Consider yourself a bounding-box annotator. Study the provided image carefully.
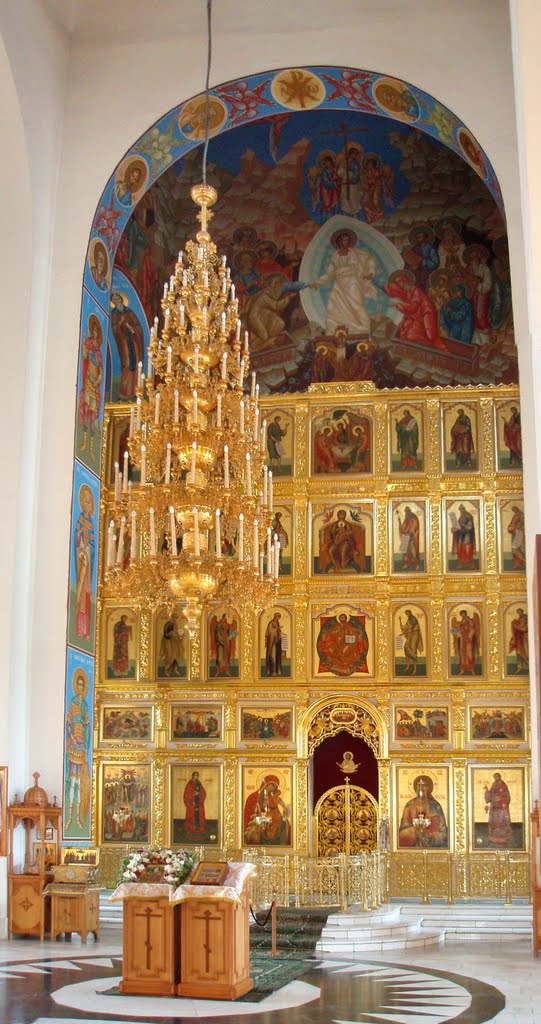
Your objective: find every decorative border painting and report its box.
[170,763,222,847]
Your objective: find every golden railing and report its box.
[96,845,531,908]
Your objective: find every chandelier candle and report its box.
[103,183,279,631]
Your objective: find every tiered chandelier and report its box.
[104,184,279,632]
[103,3,279,632]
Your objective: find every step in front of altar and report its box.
[316,907,445,952]
[399,902,532,941]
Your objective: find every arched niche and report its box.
[63,65,506,841]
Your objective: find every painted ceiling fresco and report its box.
[110,107,513,395]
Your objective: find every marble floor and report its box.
[0,924,538,1024]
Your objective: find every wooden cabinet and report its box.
[45,884,101,942]
[177,889,252,1000]
[7,776,62,940]
[120,895,180,995]
[8,875,50,940]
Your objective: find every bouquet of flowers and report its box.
[118,847,197,887]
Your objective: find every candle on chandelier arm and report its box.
[154,316,159,334]
[251,371,256,398]
[240,399,245,434]
[194,345,200,374]
[220,311,226,332]
[174,389,179,423]
[238,513,244,561]
[224,445,230,488]
[259,551,264,578]
[266,527,272,575]
[253,518,259,563]
[141,444,146,485]
[165,307,170,330]
[192,389,198,425]
[243,331,249,355]
[179,303,185,327]
[166,345,172,373]
[231,283,236,302]
[202,306,207,328]
[114,461,120,501]
[261,418,267,453]
[182,269,188,287]
[222,254,227,267]
[222,276,227,295]
[130,511,137,560]
[149,506,156,555]
[169,274,174,291]
[274,539,280,578]
[122,451,129,493]
[178,249,183,264]
[221,352,227,380]
[154,392,160,425]
[254,405,260,437]
[136,397,142,431]
[147,349,153,378]
[107,521,115,568]
[129,406,134,436]
[137,361,142,388]
[190,441,197,484]
[239,358,245,384]
[269,470,273,511]
[263,464,268,505]
[216,392,222,427]
[245,452,252,495]
[165,442,172,483]
[169,506,177,556]
[116,517,126,564]
[203,270,209,288]
[163,282,168,299]
[235,318,241,341]
[215,508,221,555]
[193,506,200,555]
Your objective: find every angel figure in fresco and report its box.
[318,508,366,574]
[503,406,522,468]
[360,152,394,222]
[110,290,145,401]
[210,612,238,677]
[308,151,342,221]
[451,608,481,676]
[316,612,369,676]
[74,485,95,641]
[509,608,528,675]
[78,315,103,462]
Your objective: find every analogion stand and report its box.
[177,885,252,999]
[111,885,180,996]
[7,773,62,940]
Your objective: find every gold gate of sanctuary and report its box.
[314,782,378,857]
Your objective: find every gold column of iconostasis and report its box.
[93,382,529,886]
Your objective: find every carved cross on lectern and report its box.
[195,908,221,974]
[136,905,157,970]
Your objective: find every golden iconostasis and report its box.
[92,382,529,883]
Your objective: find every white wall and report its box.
[0,0,536,811]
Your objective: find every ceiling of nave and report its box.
[40,0,496,46]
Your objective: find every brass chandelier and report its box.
[103,3,279,632]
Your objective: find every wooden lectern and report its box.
[177,886,252,999]
[117,887,180,996]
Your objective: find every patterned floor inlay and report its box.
[0,951,506,1024]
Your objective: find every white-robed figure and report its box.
[313,227,377,334]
